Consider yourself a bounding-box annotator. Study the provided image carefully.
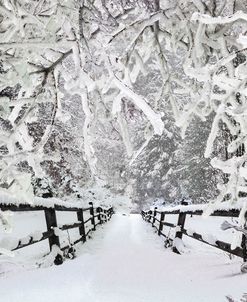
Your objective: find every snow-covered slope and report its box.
[0,214,246,302]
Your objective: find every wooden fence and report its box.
[0,201,114,265]
[141,202,247,261]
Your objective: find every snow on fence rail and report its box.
[0,201,114,265]
[141,202,247,261]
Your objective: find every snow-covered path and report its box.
[0,214,246,302]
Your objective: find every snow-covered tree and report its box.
[1,0,247,223]
[175,115,221,204]
[157,1,247,215]
[0,0,83,199]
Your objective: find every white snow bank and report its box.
[0,191,87,209]
[0,215,246,302]
[153,200,245,214]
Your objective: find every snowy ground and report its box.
[0,214,247,302]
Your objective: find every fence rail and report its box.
[141,202,247,261]
[0,201,114,265]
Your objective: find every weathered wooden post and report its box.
[152,207,157,227]
[89,202,96,231]
[97,207,103,224]
[241,211,247,262]
[77,208,86,243]
[158,212,165,236]
[109,207,114,218]
[144,211,147,220]
[108,208,113,219]
[102,209,106,223]
[173,201,188,254]
[44,208,63,265]
[148,210,152,223]
[241,234,247,262]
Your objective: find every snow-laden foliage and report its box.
[155,1,247,222]
[0,0,92,199]
[0,0,170,201]
[1,0,247,226]
[174,116,221,204]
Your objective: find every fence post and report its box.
[108,208,112,220]
[97,207,103,224]
[144,211,147,220]
[77,209,86,242]
[152,207,157,226]
[89,202,96,231]
[109,207,113,218]
[148,210,152,223]
[241,211,247,262]
[145,211,149,221]
[173,201,188,254]
[44,208,63,265]
[102,209,106,223]
[158,212,165,236]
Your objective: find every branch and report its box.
[111,72,164,135]
[221,220,247,236]
[192,10,247,24]
[0,41,73,49]
[30,49,72,86]
[108,11,164,44]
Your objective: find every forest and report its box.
[0,0,247,301]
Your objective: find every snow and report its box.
[0,191,89,209]
[187,228,195,236]
[111,73,164,135]
[0,237,19,250]
[153,200,245,214]
[201,233,217,245]
[20,236,30,246]
[191,11,247,24]
[237,34,247,47]
[30,231,43,242]
[0,214,247,301]
[173,237,185,253]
